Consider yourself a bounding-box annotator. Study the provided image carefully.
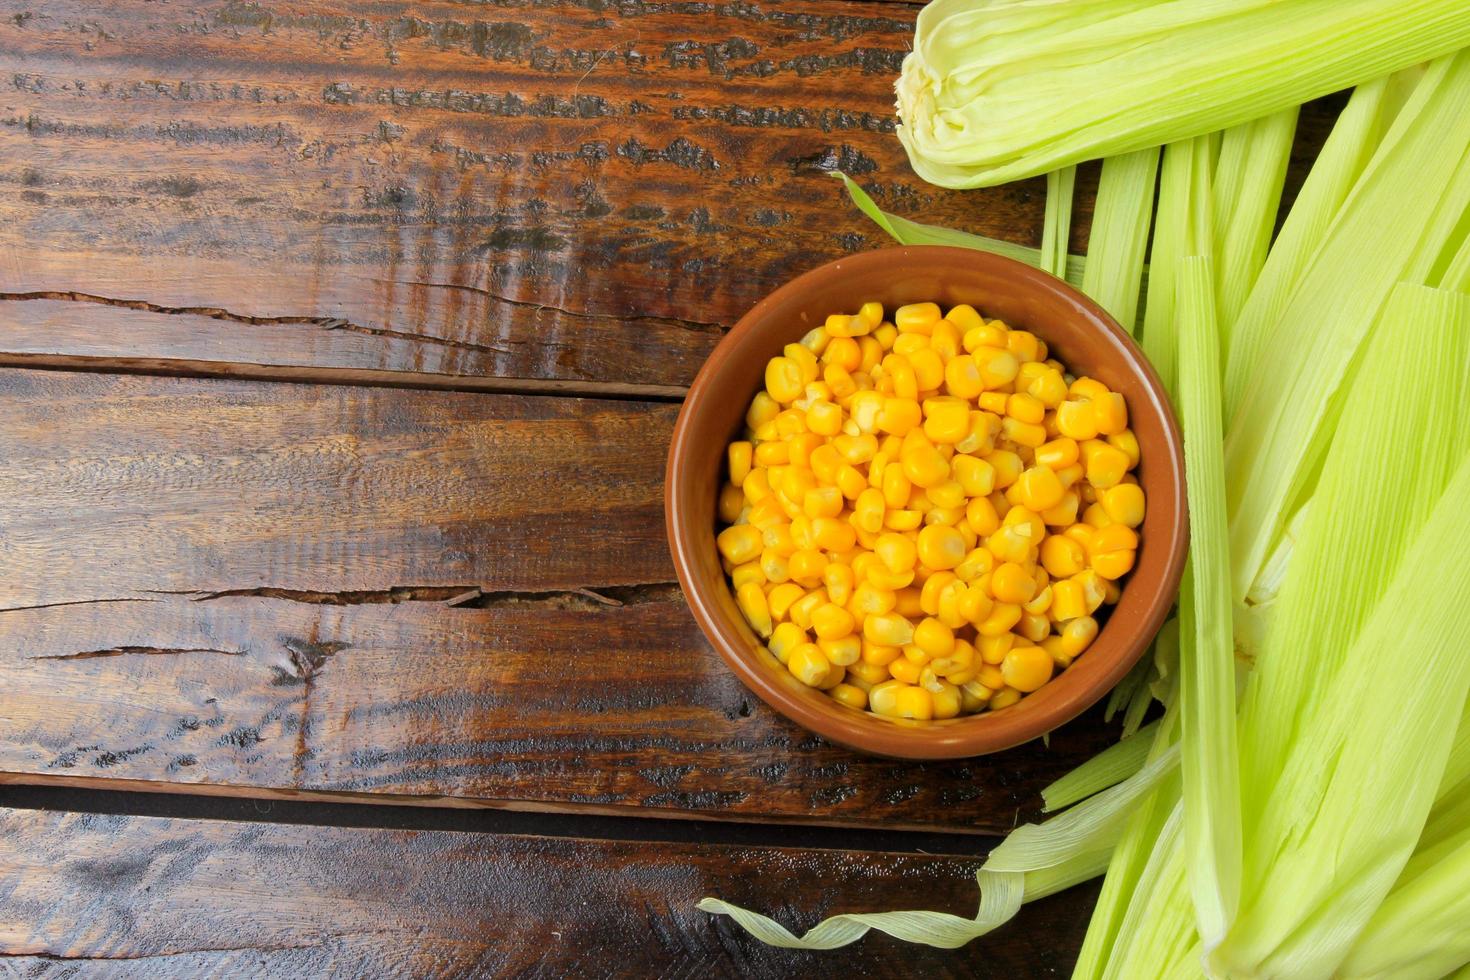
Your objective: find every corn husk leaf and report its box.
[896,0,1470,188]
[1042,720,1158,813]
[1041,165,1078,279]
[1083,147,1160,334]
[832,171,1085,285]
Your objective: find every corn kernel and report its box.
[811,602,855,640]
[965,496,1001,537]
[946,304,983,332]
[1056,399,1100,440]
[717,525,762,564]
[988,450,1024,489]
[1108,429,1141,467]
[888,656,922,684]
[893,685,933,720]
[1007,392,1046,424]
[1026,368,1068,407]
[736,582,773,637]
[768,621,806,663]
[758,551,789,584]
[829,682,868,710]
[819,634,862,667]
[1083,441,1131,489]
[1090,524,1140,555]
[1018,613,1050,643]
[883,509,923,532]
[930,682,962,719]
[944,355,985,400]
[923,397,972,444]
[978,391,1010,415]
[861,638,901,666]
[823,563,855,607]
[802,486,842,520]
[732,561,765,590]
[1100,483,1146,527]
[1041,491,1080,527]
[930,319,961,361]
[977,602,1023,636]
[1060,616,1099,657]
[913,617,955,658]
[895,302,941,333]
[1002,416,1048,448]
[788,588,828,630]
[1002,645,1053,692]
[916,524,966,570]
[990,562,1036,604]
[973,346,1020,388]
[901,442,951,488]
[1013,465,1066,511]
[768,582,805,621]
[1092,549,1136,580]
[908,348,945,392]
[788,643,831,686]
[894,586,926,619]
[864,613,915,646]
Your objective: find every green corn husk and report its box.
[1042,721,1158,812]
[1224,70,1418,417]
[1224,50,1470,605]
[1336,832,1470,980]
[1139,136,1213,399]
[832,172,1086,285]
[896,0,1470,189]
[1083,148,1161,334]
[1041,166,1078,279]
[1174,255,1240,950]
[1210,107,1298,351]
[1209,452,1470,978]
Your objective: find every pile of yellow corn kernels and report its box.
[717,301,1145,721]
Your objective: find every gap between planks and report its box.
[0,782,997,858]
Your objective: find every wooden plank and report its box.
[0,0,1058,389]
[0,806,1100,975]
[0,368,1117,831]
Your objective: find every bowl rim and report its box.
[666,245,1187,759]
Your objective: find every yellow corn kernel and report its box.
[852,488,886,535]
[1023,584,1053,616]
[893,684,933,720]
[1040,634,1071,669]
[732,561,765,590]
[883,509,923,532]
[854,301,883,330]
[1012,465,1066,512]
[930,319,961,361]
[1034,437,1079,470]
[788,548,827,587]
[944,354,985,400]
[888,656,923,684]
[932,638,976,676]
[763,523,796,557]
[877,397,922,436]
[829,682,868,710]
[819,633,862,666]
[1001,416,1047,449]
[717,524,762,564]
[877,462,910,508]
[783,343,819,385]
[768,582,805,621]
[764,356,806,404]
[1092,549,1136,580]
[825,313,863,339]
[1007,392,1046,425]
[985,524,1035,565]
[872,532,916,573]
[1069,377,1109,401]
[913,617,956,658]
[989,687,1022,710]
[831,433,877,465]
[1025,368,1068,408]
[718,483,745,524]
[1041,535,1087,579]
[1056,399,1100,440]
[902,641,931,666]
[990,561,1036,604]
[824,334,862,369]
[811,602,855,641]
[823,564,855,607]
[863,333,889,366]
[977,663,1007,690]
[804,400,842,437]
[954,546,995,583]
[1004,329,1040,363]
[882,355,919,401]
[802,486,842,520]
[977,632,1014,666]
[1089,524,1140,556]
[923,398,971,444]
[893,331,928,357]
[768,621,806,663]
[860,638,901,666]
[726,440,754,485]
[788,642,831,686]
[901,442,951,489]
[1059,616,1100,657]
[1050,579,1087,622]
[1017,612,1050,643]
[849,390,885,433]
[832,465,864,501]
[863,613,915,647]
[977,602,1023,636]
[951,455,995,498]
[1083,441,1131,489]
[987,450,1024,489]
[965,497,1001,537]
[1091,391,1128,435]
[753,441,789,468]
[946,304,983,332]
[812,518,856,553]
[930,682,962,719]
[916,524,966,570]
[758,551,789,585]
[1100,483,1146,528]
[1082,502,1114,529]
[1063,523,1095,551]
[919,571,958,616]
[978,391,1010,415]
[893,586,925,619]
[788,588,829,630]
[926,480,966,511]
[1041,491,1080,527]
[909,348,945,392]
[1054,462,1085,490]
[1002,645,1053,692]
[1075,570,1108,613]
[867,679,905,716]
[973,346,1020,388]
[961,681,994,711]
[736,582,773,637]
[747,393,781,433]
[895,302,941,333]
[1108,429,1141,468]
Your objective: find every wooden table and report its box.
[0,1,1335,974]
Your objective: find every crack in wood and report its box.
[0,597,159,614]
[140,583,683,609]
[377,279,727,334]
[28,647,243,662]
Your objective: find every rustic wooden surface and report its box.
[0,368,1117,831]
[0,806,1099,976]
[0,0,1349,972]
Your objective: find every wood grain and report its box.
[0,368,1118,831]
[0,0,1064,390]
[0,806,1100,976]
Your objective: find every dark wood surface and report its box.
[0,0,1347,972]
[0,806,1099,976]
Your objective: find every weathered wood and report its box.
[0,0,1063,390]
[0,368,1118,831]
[0,806,1100,976]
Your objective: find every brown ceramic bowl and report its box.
[666,246,1186,758]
